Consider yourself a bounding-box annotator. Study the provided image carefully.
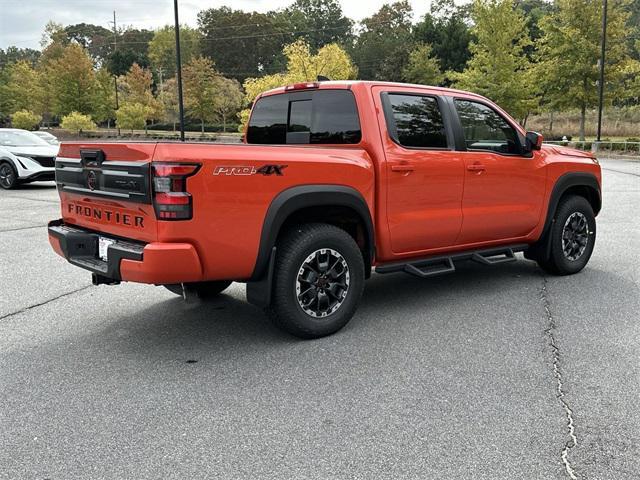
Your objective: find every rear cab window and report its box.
[246,89,361,145]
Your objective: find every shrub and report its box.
[61,112,97,135]
[11,110,42,130]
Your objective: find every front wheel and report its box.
[537,195,596,275]
[268,223,365,339]
[0,162,19,190]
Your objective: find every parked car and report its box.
[48,81,601,338]
[33,130,60,145]
[0,129,58,189]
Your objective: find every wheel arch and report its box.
[527,172,600,262]
[250,185,375,281]
[544,172,601,233]
[246,185,374,308]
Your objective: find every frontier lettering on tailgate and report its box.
[67,203,145,228]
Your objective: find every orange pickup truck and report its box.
[49,81,601,338]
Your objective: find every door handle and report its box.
[466,163,486,172]
[391,165,415,172]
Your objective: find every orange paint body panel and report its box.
[48,81,601,286]
[120,243,202,284]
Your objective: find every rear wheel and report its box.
[0,162,18,190]
[164,280,232,299]
[536,195,596,275]
[268,223,365,339]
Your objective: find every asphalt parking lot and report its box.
[1,157,638,479]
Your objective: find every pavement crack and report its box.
[7,195,60,204]
[601,167,640,178]
[540,275,579,479]
[0,285,92,321]
[0,224,47,233]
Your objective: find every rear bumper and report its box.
[48,219,203,284]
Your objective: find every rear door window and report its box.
[247,90,361,144]
[384,94,448,148]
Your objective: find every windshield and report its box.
[0,130,50,147]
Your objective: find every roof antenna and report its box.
[317,75,330,82]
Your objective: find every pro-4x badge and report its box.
[213,165,288,176]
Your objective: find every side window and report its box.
[287,100,312,144]
[246,90,361,144]
[246,94,288,144]
[454,100,521,155]
[386,94,448,148]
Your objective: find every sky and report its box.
[0,0,439,50]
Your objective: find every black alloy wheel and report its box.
[0,163,18,189]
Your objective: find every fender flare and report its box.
[527,172,601,261]
[542,172,601,237]
[246,185,375,307]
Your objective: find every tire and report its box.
[268,223,365,339]
[537,195,596,275]
[0,162,19,190]
[164,280,232,299]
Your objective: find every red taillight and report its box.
[285,82,319,91]
[152,162,200,221]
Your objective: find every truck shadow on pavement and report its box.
[86,256,628,365]
[87,258,552,356]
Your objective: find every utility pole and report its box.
[174,0,186,141]
[596,0,608,143]
[110,10,120,136]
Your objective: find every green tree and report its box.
[0,47,41,67]
[402,43,445,85]
[47,43,97,117]
[106,27,153,76]
[0,60,45,115]
[39,21,68,66]
[92,68,116,126]
[352,1,415,81]
[119,63,163,130]
[280,0,353,50]
[61,111,97,134]
[11,110,42,130]
[116,103,151,135]
[240,40,357,129]
[198,7,288,81]
[182,56,218,133]
[413,0,473,74]
[158,77,179,131]
[64,23,113,66]
[284,40,357,81]
[626,0,640,60]
[148,25,200,78]
[516,0,556,55]
[537,0,631,139]
[450,0,536,122]
[211,76,244,132]
[107,50,150,76]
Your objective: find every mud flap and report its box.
[246,247,276,308]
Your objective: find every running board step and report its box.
[376,244,527,279]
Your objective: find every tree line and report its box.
[0,0,639,140]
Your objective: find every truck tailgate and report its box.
[55,143,158,243]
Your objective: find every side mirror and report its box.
[526,131,543,151]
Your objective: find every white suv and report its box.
[0,129,59,189]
